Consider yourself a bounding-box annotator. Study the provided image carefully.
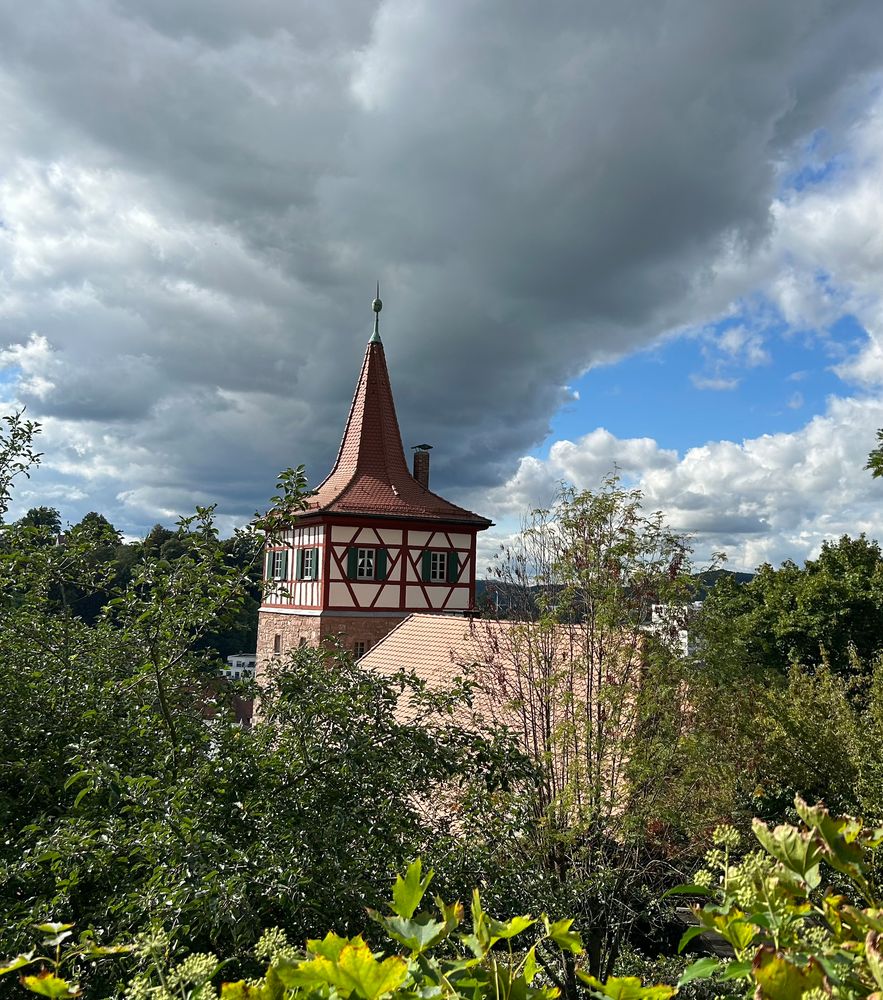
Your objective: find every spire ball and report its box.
[369,282,383,343]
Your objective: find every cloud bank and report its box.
[1,0,882,568]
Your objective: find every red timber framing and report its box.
[261,514,479,614]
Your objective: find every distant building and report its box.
[256,292,493,672]
[223,653,257,681]
[646,602,703,657]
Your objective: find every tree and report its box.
[695,534,883,679]
[866,428,883,477]
[0,424,527,995]
[464,477,699,983]
[17,506,62,534]
[666,534,883,838]
[758,657,883,819]
[74,511,122,545]
[0,410,41,521]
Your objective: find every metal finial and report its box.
[370,281,382,343]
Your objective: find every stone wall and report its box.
[255,610,407,693]
[318,614,405,653]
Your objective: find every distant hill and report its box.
[475,568,754,615]
[692,568,754,599]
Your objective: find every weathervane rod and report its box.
[370,281,382,343]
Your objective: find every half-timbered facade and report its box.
[257,294,492,663]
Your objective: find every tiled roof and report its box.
[359,613,639,734]
[305,339,491,525]
[357,613,553,724]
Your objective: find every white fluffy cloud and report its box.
[479,393,883,571]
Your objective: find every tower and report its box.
[256,291,493,663]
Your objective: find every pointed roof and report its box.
[305,305,491,527]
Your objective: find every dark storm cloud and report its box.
[1,0,882,532]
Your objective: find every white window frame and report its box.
[429,550,447,582]
[354,641,366,658]
[302,547,315,579]
[270,550,287,580]
[356,547,375,580]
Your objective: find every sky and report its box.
[3,1,883,572]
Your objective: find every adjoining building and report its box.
[256,292,493,672]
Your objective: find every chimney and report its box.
[412,444,432,488]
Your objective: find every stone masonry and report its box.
[256,610,407,673]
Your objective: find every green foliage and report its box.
[866,430,883,479]
[255,466,313,539]
[0,626,525,987]
[17,508,62,534]
[674,799,883,1000]
[696,536,883,679]
[0,424,531,996]
[756,659,883,819]
[0,420,528,999]
[123,862,653,1000]
[0,922,130,999]
[666,538,883,841]
[0,411,41,520]
[478,476,701,979]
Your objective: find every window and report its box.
[296,546,321,580]
[429,551,447,582]
[354,641,366,658]
[357,548,374,579]
[346,546,387,580]
[422,549,458,583]
[266,549,288,580]
[273,634,282,654]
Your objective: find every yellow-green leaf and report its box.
[867,931,883,991]
[221,981,263,1000]
[33,924,73,936]
[752,946,825,1000]
[0,954,35,976]
[545,917,583,954]
[752,820,824,888]
[677,958,720,986]
[577,973,676,1000]
[523,946,537,984]
[488,914,535,941]
[336,942,409,1000]
[306,932,352,961]
[391,860,433,919]
[21,973,79,999]
[277,941,408,1000]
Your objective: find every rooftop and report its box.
[302,299,491,526]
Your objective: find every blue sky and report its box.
[543,311,863,456]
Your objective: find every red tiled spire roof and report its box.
[306,315,491,526]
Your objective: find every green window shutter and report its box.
[264,551,271,580]
[347,547,358,580]
[295,549,304,580]
[280,551,288,580]
[376,548,388,581]
[447,550,459,583]
[421,550,432,582]
[313,547,321,580]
